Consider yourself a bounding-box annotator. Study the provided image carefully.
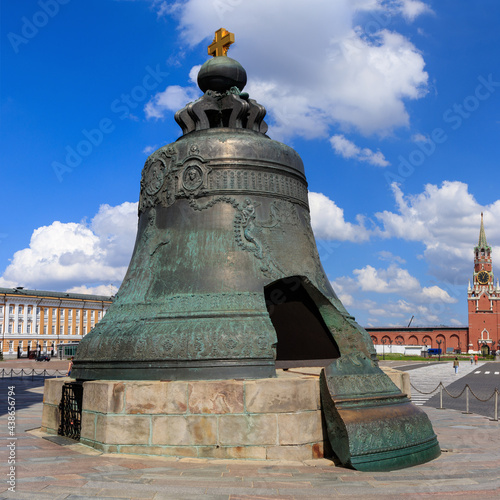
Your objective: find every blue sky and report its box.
[1,0,499,327]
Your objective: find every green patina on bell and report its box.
[72,31,440,471]
[72,53,355,380]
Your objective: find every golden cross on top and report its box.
[208,28,235,57]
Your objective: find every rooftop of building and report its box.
[365,325,468,332]
[0,287,114,303]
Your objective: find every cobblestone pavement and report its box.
[0,370,499,499]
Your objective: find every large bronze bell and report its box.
[72,56,373,381]
[72,51,440,471]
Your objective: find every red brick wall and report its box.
[366,327,469,353]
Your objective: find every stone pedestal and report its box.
[42,367,409,461]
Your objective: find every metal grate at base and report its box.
[58,382,83,440]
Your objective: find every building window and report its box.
[35,322,39,333]
[76,310,80,320]
[51,325,55,335]
[68,325,72,335]
[18,322,23,334]
[68,309,72,319]
[83,326,87,336]
[0,305,3,315]
[9,305,14,314]
[98,311,102,320]
[481,329,490,340]
[52,309,56,318]
[8,322,13,333]
[36,307,40,316]
[27,306,32,315]
[18,305,23,315]
[8,341,13,352]
[27,321,31,333]
[75,325,79,335]
[43,324,47,334]
[60,325,64,335]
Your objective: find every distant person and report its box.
[453,357,459,374]
[67,357,74,377]
[474,354,478,365]
[470,355,474,364]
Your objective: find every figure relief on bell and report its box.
[176,154,211,198]
[182,165,204,191]
[139,147,177,211]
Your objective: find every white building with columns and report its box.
[0,287,113,357]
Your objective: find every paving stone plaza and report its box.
[0,359,499,499]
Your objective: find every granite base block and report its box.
[42,372,324,460]
[41,367,406,461]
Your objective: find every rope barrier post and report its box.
[463,385,472,414]
[438,384,444,409]
[492,389,498,422]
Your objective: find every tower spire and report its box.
[477,212,489,249]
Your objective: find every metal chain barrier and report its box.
[410,382,442,395]
[467,385,497,403]
[410,380,499,422]
[0,368,67,378]
[441,384,468,399]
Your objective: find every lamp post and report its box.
[436,339,442,362]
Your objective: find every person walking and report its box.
[474,354,478,365]
[470,355,474,364]
[67,356,74,377]
[453,357,459,374]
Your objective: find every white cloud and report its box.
[1,202,138,291]
[143,145,157,154]
[378,250,406,264]
[145,85,200,119]
[66,284,119,296]
[330,279,356,307]
[309,192,371,242]
[411,133,429,142]
[311,180,497,288]
[0,277,17,288]
[188,64,202,84]
[148,0,430,139]
[330,134,389,166]
[333,263,456,326]
[395,0,433,21]
[352,263,456,304]
[375,181,499,282]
